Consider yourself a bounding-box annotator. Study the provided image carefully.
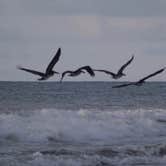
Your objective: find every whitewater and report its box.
[0,82,166,165]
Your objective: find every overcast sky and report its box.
[0,0,166,81]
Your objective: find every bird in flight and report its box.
[112,67,166,88]
[17,48,61,80]
[60,66,95,82]
[94,55,134,79]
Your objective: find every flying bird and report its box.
[17,48,61,80]
[112,67,166,88]
[60,66,95,82]
[94,55,134,79]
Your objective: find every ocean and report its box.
[0,81,166,166]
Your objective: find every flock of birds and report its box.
[17,47,165,88]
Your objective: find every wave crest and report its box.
[0,108,166,144]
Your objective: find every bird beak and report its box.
[54,71,60,74]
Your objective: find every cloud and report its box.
[1,0,166,17]
[0,0,166,81]
[1,15,166,45]
[0,15,102,45]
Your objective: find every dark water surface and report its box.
[0,81,166,165]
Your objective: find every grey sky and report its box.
[0,0,166,81]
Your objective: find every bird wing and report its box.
[112,82,134,88]
[138,67,166,82]
[79,66,95,76]
[46,48,61,73]
[93,69,115,76]
[60,71,72,82]
[117,55,134,74]
[17,66,45,77]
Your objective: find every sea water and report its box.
[0,81,166,166]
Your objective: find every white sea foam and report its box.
[0,108,166,144]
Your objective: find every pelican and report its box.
[112,67,166,88]
[94,55,134,79]
[60,66,95,82]
[17,48,61,80]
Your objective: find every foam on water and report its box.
[0,108,166,145]
[0,82,166,165]
[1,108,166,165]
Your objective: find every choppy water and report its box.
[0,81,166,166]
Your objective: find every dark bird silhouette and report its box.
[60,66,95,82]
[94,55,134,79]
[17,48,61,80]
[112,67,166,88]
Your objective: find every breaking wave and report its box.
[0,108,166,144]
[1,108,166,165]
